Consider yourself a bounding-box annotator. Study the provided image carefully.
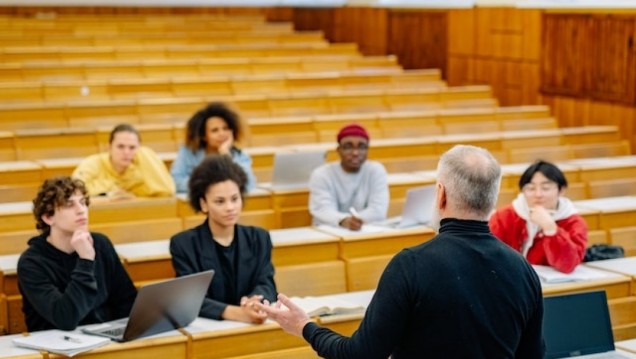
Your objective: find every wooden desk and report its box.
[34,157,82,179]
[318,226,435,291]
[574,196,636,230]
[0,161,42,203]
[616,339,636,356]
[178,189,276,230]
[0,197,178,233]
[115,227,346,296]
[183,290,373,359]
[47,329,188,359]
[0,333,43,359]
[115,240,174,284]
[540,265,631,299]
[0,254,22,334]
[268,187,312,229]
[0,202,33,233]
[271,227,344,296]
[185,318,310,359]
[586,257,636,295]
[567,156,636,183]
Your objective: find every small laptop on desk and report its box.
[376,185,436,229]
[82,270,214,342]
[270,150,327,190]
[543,290,629,358]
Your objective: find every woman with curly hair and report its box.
[171,102,256,193]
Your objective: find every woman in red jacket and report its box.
[489,160,587,273]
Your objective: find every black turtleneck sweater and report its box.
[303,218,545,359]
[17,232,137,332]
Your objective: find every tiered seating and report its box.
[0,69,442,102]
[0,55,400,82]
[1,12,635,346]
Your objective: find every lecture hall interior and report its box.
[2,0,636,357]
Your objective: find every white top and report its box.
[309,161,389,227]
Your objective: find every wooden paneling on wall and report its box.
[447,8,542,106]
[388,10,447,74]
[542,94,636,151]
[292,7,388,55]
[291,7,446,70]
[541,14,592,98]
[542,14,636,105]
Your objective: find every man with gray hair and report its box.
[258,145,544,359]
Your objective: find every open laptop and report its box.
[82,270,214,342]
[543,290,629,358]
[376,185,436,229]
[270,150,327,190]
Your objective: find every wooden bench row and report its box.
[0,42,359,63]
[0,127,629,208]
[0,152,635,240]
[0,120,620,179]
[0,17,293,36]
[0,31,326,47]
[0,69,442,103]
[0,85,496,131]
[3,224,636,337]
[0,55,400,82]
[0,225,432,334]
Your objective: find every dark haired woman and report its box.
[489,160,587,273]
[169,155,276,324]
[170,102,256,193]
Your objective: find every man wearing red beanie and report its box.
[308,123,389,230]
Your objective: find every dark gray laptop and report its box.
[82,270,214,342]
[271,150,327,190]
[543,290,628,358]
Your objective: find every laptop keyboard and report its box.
[102,326,126,337]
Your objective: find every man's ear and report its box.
[41,214,54,226]
[436,182,447,211]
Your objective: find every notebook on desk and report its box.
[82,270,214,342]
[375,185,436,229]
[270,150,327,190]
[543,290,629,358]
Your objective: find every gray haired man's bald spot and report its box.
[437,145,502,219]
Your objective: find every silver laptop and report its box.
[543,290,629,358]
[271,150,327,190]
[377,185,436,228]
[82,270,214,342]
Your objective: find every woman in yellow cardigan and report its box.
[72,124,175,198]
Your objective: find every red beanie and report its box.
[337,124,369,143]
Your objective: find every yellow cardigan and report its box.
[72,146,175,197]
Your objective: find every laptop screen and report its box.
[400,185,435,227]
[543,291,616,358]
[271,150,326,189]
